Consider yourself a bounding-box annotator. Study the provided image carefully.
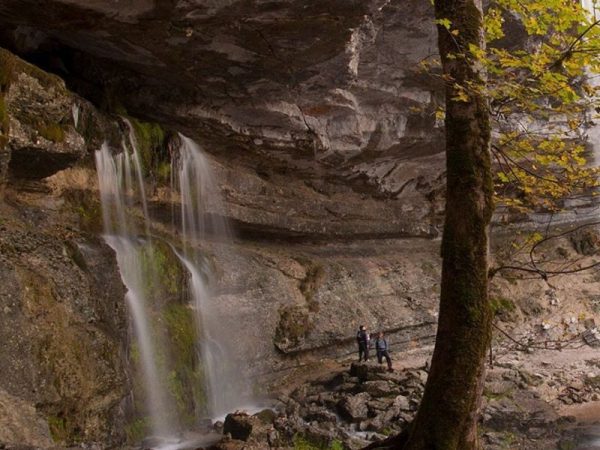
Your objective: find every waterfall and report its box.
[95,142,175,438]
[173,134,248,418]
[96,128,252,440]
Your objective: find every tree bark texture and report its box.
[400,0,494,449]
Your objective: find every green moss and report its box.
[64,190,104,233]
[38,123,66,143]
[292,434,343,450]
[0,49,16,92]
[0,96,8,149]
[421,260,438,276]
[490,296,516,317]
[164,302,206,422]
[0,48,65,93]
[129,117,167,175]
[139,241,185,302]
[130,342,140,364]
[47,415,68,443]
[157,161,172,184]
[125,416,150,444]
[381,427,394,436]
[0,50,14,150]
[558,441,576,450]
[483,386,513,401]
[165,303,196,364]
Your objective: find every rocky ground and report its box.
[202,339,600,450]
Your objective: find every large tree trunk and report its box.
[401,0,494,448]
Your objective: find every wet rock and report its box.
[223,413,259,441]
[304,406,338,424]
[253,408,276,424]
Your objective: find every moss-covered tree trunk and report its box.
[403,0,493,448]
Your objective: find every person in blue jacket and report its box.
[375,331,393,372]
[356,325,370,361]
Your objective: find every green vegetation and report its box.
[124,416,150,444]
[0,49,15,91]
[420,260,438,276]
[558,441,577,450]
[292,434,343,450]
[0,96,8,149]
[47,415,68,443]
[0,50,15,150]
[128,116,168,179]
[490,296,516,317]
[64,190,103,233]
[157,161,172,184]
[164,303,196,363]
[38,123,66,143]
[164,302,206,423]
[139,242,184,302]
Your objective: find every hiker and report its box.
[356,325,370,362]
[375,332,393,372]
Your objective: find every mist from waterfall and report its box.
[172,134,248,418]
[95,141,175,437]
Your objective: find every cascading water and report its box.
[173,134,249,418]
[96,127,254,445]
[96,142,176,438]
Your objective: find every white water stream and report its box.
[173,134,248,418]
[96,131,253,443]
[96,143,175,437]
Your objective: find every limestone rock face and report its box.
[0,50,129,448]
[0,199,128,446]
[0,0,446,237]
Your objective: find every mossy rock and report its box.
[47,415,70,443]
[164,301,208,421]
[0,49,16,92]
[139,240,186,304]
[124,416,150,444]
[127,116,169,179]
[37,123,66,143]
[63,189,104,233]
[0,47,65,93]
[0,95,8,150]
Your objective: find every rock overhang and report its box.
[0,0,447,236]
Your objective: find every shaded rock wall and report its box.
[0,50,129,447]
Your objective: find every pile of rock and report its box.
[213,362,427,449]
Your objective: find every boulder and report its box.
[393,395,411,411]
[362,380,400,397]
[223,413,258,441]
[337,392,371,422]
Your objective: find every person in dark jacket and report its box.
[375,332,393,371]
[356,325,370,362]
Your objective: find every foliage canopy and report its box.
[429,0,600,212]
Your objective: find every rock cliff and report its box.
[0,46,442,448]
[0,2,598,449]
